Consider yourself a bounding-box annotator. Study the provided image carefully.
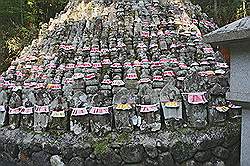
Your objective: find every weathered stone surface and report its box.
[73,144,93,159]
[85,157,98,166]
[171,142,196,163]
[120,144,144,164]
[212,146,229,160]
[159,152,175,166]
[5,142,19,159]
[50,155,65,166]
[225,144,240,166]
[144,145,158,159]
[31,151,51,166]
[181,160,200,166]
[144,158,159,166]
[194,151,211,162]
[44,143,61,155]
[68,157,85,166]
[0,152,16,165]
[101,149,122,166]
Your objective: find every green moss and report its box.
[93,139,109,155]
[116,132,130,143]
[92,133,113,154]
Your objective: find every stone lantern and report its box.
[204,16,250,166]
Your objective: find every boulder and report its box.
[212,146,229,160]
[120,144,144,164]
[68,157,85,166]
[101,149,122,166]
[50,155,65,166]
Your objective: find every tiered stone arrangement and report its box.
[0,0,242,135]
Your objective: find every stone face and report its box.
[120,144,144,164]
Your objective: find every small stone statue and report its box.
[8,89,23,129]
[160,78,183,127]
[137,79,161,132]
[48,90,69,131]
[20,88,36,130]
[183,72,208,129]
[0,86,8,127]
[70,90,90,135]
[89,92,112,136]
[208,83,228,124]
[113,87,135,131]
[34,88,52,132]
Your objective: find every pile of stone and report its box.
[0,0,241,135]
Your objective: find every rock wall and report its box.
[0,120,240,166]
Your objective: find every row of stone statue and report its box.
[0,74,241,135]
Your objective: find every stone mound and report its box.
[0,0,241,134]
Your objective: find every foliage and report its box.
[0,0,68,72]
[191,0,242,26]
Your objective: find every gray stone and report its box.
[202,162,213,166]
[101,150,122,166]
[159,152,175,166]
[120,144,144,164]
[144,145,158,159]
[156,141,169,153]
[44,143,61,155]
[5,142,19,159]
[50,155,65,166]
[181,160,200,166]
[171,142,196,163]
[85,157,98,166]
[31,151,51,166]
[73,144,93,159]
[68,157,85,166]
[123,163,144,166]
[194,151,211,162]
[212,146,229,160]
[144,158,158,166]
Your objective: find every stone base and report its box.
[0,120,240,166]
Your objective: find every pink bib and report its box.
[71,108,88,116]
[89,107,110,115]
[187,92,208,104]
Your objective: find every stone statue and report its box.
[0,86,8,127]
[70,90,90,135]
[113,87,135,131]
[8,89,23,129]
[48,90,69,131]
[137,78,161,132]
[20,88,36,130]
[160,78,183,128]
[90,92,112,136]
[183,72,208,129]
[208,83,228,124]
[34,88,52,132]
